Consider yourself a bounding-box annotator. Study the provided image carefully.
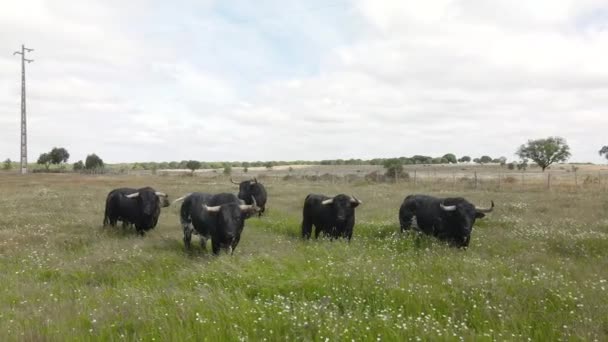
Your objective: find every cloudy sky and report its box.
[1,0,607,163]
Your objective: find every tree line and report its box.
[2,137,606,174]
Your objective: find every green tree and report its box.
[516,137,571,172]
[480,156,493,164]
[265,161,274,170]
[37,153,52,170]
[85,154,104,170]
[73,160,84,171]
[3,158,12,170]
[442,153,457,164]
[223,163,232,176]
[473,158,481,164]
[49,147,70,165]
[383,158,403,179]
[458,156,471,163]
[600,146,608,161]
[186,160,201,175]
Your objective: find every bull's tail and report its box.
[172,193,192,205]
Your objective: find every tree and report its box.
[223,163,232,176]
[600,146,608,161]
[516,137,571,172]
[3,158,12,170]
[507,162,515,170]
[442,153,457,164]
[498,156,507,166]
[265,161,274,170]
[473,158,481,164]
[73,160,84,171]
[458,156,471,163]
[186,160,201,175]
[37,153,52,170]
[480,156,493,164]
[243,166,249,173]
[516,159,529,171]
[49,147,70,164]
[383,158,403,179]
[85,154,104,170]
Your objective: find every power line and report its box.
[13,45,34,174]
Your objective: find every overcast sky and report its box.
[1,0,607,163]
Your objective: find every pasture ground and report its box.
[0,173,607,341]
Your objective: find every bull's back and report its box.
[303,194,332,222]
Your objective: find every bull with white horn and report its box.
[400,194,495,248]
[103,186,170,235]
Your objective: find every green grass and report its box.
[0,174,607,341]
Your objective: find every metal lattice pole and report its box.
[13,45,34,174]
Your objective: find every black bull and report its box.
[399,194,494,248]
[103,187,170,235]
[301,194,362,240]
[176,192,260,255]
[231,178,267,217]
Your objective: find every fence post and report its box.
[547,173,551,190]
[498,173,501,190]
[474,171,478,190]
[395,171,398,184]
[414,170,417,187]
[574,171,578,189]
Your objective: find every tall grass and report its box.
[0,174,606,341]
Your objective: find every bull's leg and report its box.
[211,238,221,255]
[314,225,322,239]
[301,217,313,239]
[399,207,415,233]
[183,225,192,249]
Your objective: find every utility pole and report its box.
[13,45,34,174]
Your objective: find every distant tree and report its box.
[498,156,507,166]
[442,153,457,164]
[480,156,493,164]
[473,158,481,164]
[600,146,608,161]
[186,160,201,175]
[85,154,104,170]
[243,166,249,173]
[516,159,529,171]
[288,166,294,173]
[265,161,274,170]
[516,137,571,172]
[223,163,232,176]
[507,162,515,170]
[242,161,250,170]
[49,147,70,165]
[383,158,404,178]
[458,156,471,163]
[37,153,52,170]
[73,160,84,171]
[3,158,12,170]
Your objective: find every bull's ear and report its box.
[350,201,360,208]
[475,211,486,219]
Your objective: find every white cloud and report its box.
[0,0,607,163]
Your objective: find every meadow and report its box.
[0,173,607,341]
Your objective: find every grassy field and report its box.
[0,173,607,341]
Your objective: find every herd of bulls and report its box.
[103,178,494,254]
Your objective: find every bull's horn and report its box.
[350,196,362,204]
[253,177,258,183]
[203,204,221,213]
[240,196,259,212]
[476,200,495,213]
[126,192,139,198]
[230,178,240,185]
[440,203,456,211]
[172,193,191,204]
[228,246,233,255]
[155,191,167,197]
[322,198,334,205]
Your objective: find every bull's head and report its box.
[126,190,170,214]
[322,194,362,222]
[439,199,494,247]
[202,197,260,253]
[233,178,262,205]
